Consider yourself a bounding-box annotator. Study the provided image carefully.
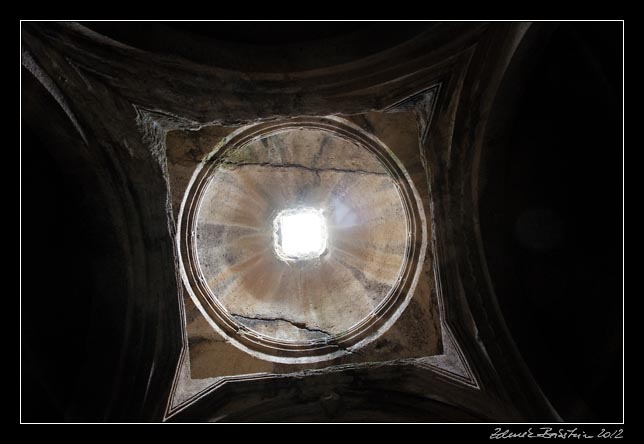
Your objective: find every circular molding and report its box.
[178,116,426,363]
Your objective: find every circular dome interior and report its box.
[180,117,424,363]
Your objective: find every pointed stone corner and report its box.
[165,348,225,419]
[383,85,440,142]
[415,327,479,388]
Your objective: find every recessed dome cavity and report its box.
[179,117,425,363]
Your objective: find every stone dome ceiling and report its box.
[180,117,425,363]
[22,21,621,423]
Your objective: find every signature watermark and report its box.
[490,428,623,439]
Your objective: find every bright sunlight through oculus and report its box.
[273,208,328,261]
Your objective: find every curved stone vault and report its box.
[22,21,621,423]
[20,21,548,423]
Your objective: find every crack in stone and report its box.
[219,160,387,176]
[231,313,334,339]
[230,313,365,356]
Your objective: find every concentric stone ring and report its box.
[178,116,426,364]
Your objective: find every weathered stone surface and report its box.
[174,113,442,381]
[196,127,407,339]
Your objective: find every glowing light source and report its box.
[273,208,327,261]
